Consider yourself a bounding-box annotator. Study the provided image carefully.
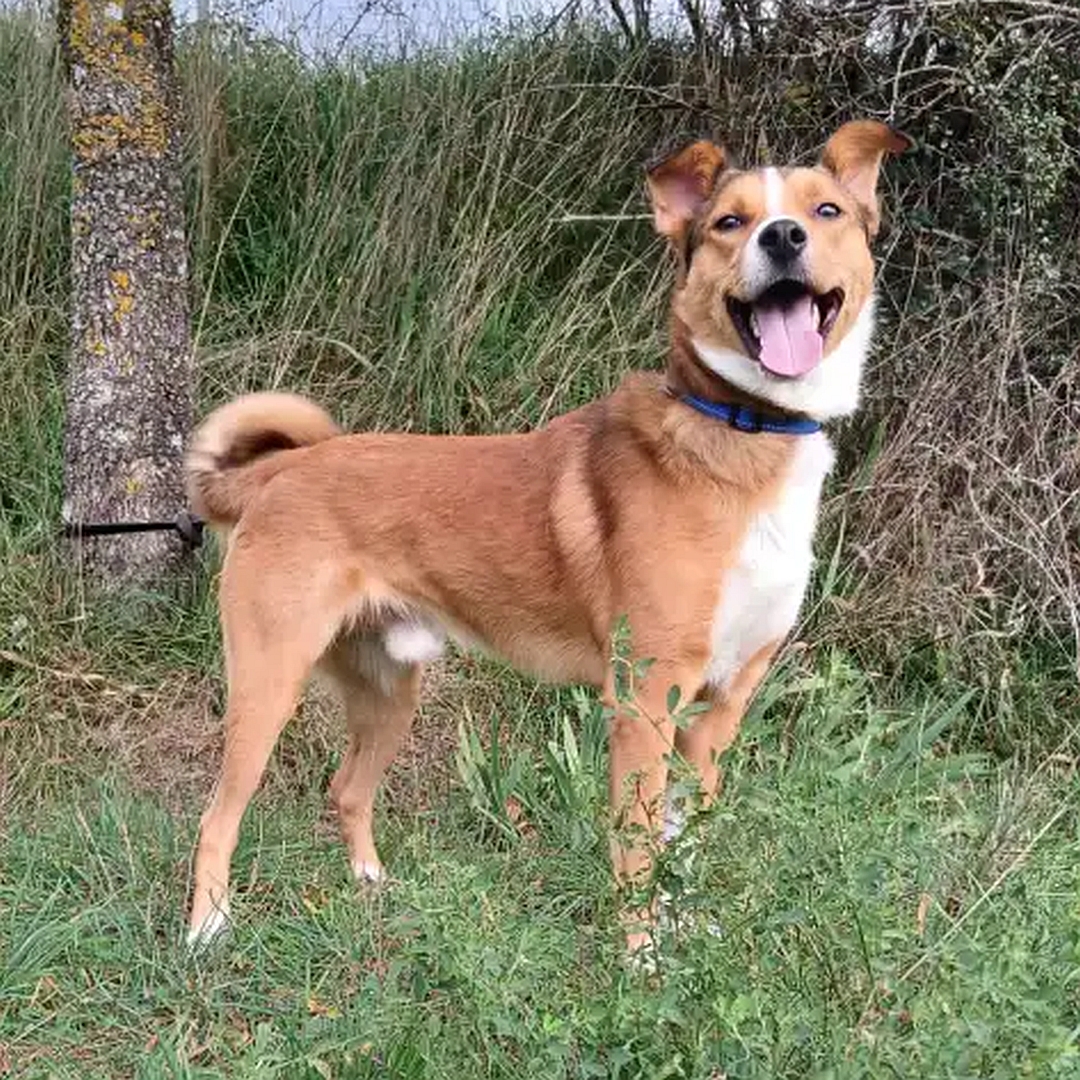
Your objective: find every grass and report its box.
[2,2,1080,1076]
[3,648,1080,1077]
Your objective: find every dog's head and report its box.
[647,120,911,419]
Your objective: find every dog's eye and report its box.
[815,202,842,219]
[714,214,744,232]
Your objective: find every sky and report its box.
[0,0,691,60]
[0,0,720,62]
[172,0,545,56]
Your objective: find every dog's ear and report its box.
[820,120,912,237]
[646,140,728,242]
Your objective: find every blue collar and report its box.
[679,393,822,435]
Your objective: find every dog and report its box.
[185,120,910,953]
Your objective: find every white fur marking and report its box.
[694,294,875,421]
[662,792,685,842]
[624,936,660,974]
[383,620,445,664]
[353,860,384,884]
[186,905,230,948]
[705,433,835,691]
[763,167,785,216]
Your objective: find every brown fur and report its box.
[185,120,908,953]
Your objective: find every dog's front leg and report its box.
[606,658,704,955]
[673,640,779,810]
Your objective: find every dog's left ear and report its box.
[646,140,728,242]
[820,120,912,237]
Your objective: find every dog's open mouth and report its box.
[726,281,844,378]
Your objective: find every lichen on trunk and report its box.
[60,0,193,584]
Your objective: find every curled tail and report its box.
[186,392,341,526]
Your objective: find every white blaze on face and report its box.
[738,168,824,380]
[763,167,785,216]
[742,169,796,296]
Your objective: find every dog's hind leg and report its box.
[321,636,422,885]
[187,558,346,947]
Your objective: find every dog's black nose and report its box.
[758,218,807,263]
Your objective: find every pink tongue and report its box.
[755,294,823,377]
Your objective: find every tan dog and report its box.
[185,120,910,951]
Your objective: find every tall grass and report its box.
[0,9,67,548]
[181,29,672,432]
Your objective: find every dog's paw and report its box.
[186,905,230,950]
[658,890,725,940]
[352,859,385,886]
[622,930,661,977]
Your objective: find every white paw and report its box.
[662,796,685,842]
[186,904,230,949]
[623,932,660,976]
[352,859,384,884]
[661,820,685,843]
[658,892,724,939]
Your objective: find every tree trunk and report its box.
[59,0,193,585]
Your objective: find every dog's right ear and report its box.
[646,140,728,242]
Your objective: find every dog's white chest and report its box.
[705,433,834,689]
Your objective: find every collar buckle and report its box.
[732,406,760,433]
